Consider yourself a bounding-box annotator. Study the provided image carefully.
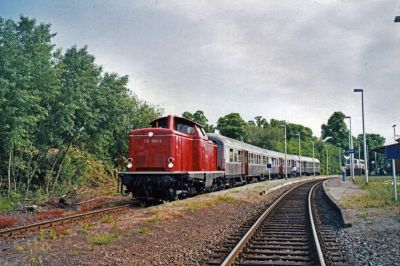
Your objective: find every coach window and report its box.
[176,122,195,135]
[229,149,234,162]
[234,150,239,162]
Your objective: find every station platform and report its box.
[323,176,365,226]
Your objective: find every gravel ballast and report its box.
[0,177,323,265]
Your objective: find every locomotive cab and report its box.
[118,115,223,200]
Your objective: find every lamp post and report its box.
[280,124,288,179]
[323,137,332,176]
[354,89,369,184]
[295,133,302,176]
[345,116,355,181]
[392,125,398,201]
[312,141,315,176]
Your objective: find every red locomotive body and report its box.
[119,115,224,200]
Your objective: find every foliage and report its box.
[321,111,349,149]
[217,113,248,140]
[0,197,13,211]
[0,16,162,203]
[182,110,215,132]
[355,134,387,172]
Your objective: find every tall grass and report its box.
[342,176,400,208]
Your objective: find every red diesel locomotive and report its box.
[118,115,321,200]
[118,115,224,200]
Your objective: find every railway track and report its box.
[208,179,344,265]
[0,204,131,244]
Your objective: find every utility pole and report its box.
[354,89,369,184]
[296,133,302,176]
[312,141,315,176]
[392,125,398,201]
[280,124,288,179]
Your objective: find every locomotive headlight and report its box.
[127,158,133,169]
[168,157,174,163]
[168,162,174,168]
[148,132,154,137]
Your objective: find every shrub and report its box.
[36,209,65,221]
[0,216,17,229]
[0,197,13,211]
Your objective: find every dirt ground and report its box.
[0,176,324,266]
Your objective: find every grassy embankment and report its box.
[341,176,400,210]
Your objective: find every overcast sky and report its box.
[2,0,400,144]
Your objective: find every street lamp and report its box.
[345,116,355,181]
[311,141,316,176]
[354,88,369,184]
[323,136,333,175]
[279,124,288,179]
[392,125,398,201]
[295,133,302,176]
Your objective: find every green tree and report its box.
[217,113,247,140]
[182,110,214,132]
[254,116,269,128]
[355,133,386,172]
[321,112,349,149]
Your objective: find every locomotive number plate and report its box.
[144,138,162,144]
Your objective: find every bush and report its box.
[0,216,17,229]
[36,209,65,221]
[0,197,13,211]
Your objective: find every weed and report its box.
[39,230,46,241]
[27,239,47,266]
[102,214,113,224]
[80,202,104,213]
[112,219,120,237]
[49,228,57,240]
[216,194,237,203]
[14,240,24,252]
[146,215,160,224]
[0,216,17,229]
[36,209,64,221]
[89,233,114,246]
[56,226,70,237]
[81,222,92,233]
[137,226,152,234]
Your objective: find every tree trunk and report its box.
[7,145,13,194]
[45,147,64,194]
[26,153,42,193]
[51,142,72,193]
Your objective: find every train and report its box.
[118,115,320,200]
[345,158,366,175]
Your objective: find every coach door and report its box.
[240,150,248,176]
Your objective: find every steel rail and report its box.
[308,182,326,266]
[0,204,130,239]
[220,181,311,266]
